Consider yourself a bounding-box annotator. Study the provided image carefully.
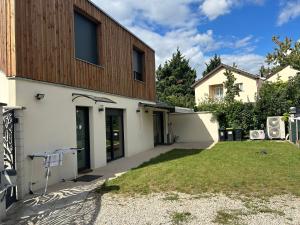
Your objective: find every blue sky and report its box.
[93,0,300,78]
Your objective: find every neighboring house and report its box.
[0,0,175,205]
[192,64,263,105]
[266,65,300,82]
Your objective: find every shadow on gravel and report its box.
[3,182,118,225]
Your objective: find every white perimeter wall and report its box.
[7,78,155,195]
[170,112,219,143]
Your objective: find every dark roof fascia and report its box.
[139,102,175,112]
[192,63,259,88]
[72,93,116,104]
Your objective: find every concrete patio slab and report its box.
[2,142,214,225]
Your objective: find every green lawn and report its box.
[105,141,300,197]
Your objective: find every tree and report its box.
[266,36,300,71]
[156,49,197,108]
[202,54,221,77]
[259,65,271,78]
[286,72,300,107]
[223,69,240,102]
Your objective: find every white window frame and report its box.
[237,83,243,92]
[215,85,223,100]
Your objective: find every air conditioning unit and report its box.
[250,130,265,140]
[267,116,285,139]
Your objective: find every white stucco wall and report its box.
[194,68,259,105]
[169,112,219,143]
[266,66,299,82]
[7,78,155,195]
[0,71,10,104]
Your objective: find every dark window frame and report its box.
[132,47,145,82]
[74,9,102,66]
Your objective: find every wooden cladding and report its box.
[0,0,16,75]
[3,0,155,101]
[0,0,6,73]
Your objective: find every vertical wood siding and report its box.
[0,0,7,73]
[8,0,156,101]
[0,0,16,75]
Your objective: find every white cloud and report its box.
[221,53,265,74]
[234,35,253,48]
[200,0,234,20]
[127,26,215,73]
[199,0,265,20]
[124,25,264,77]
[92,0,265,78]
[277,0,300,26]
[92,0,201,28]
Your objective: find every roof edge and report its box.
[266,65,300,80]
[87,0,155,52]
[192,63,259,88]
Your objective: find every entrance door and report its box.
[76,107,90,171]
[106,109,124,162]
[153,111,164,145]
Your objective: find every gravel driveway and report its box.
[96,193,300,225]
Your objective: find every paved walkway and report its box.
[2,142,214,225]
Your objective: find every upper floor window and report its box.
[237,83,243,92]
[74,12,99,65]
[133,48,144,82]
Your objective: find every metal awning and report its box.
[139,102,175,112]
[72,93,116,104]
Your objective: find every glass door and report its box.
[106,109,124,162]
[153,111,164,145]
[76,107,90,171]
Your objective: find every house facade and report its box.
[0,0,173,204]
[266,65,300,82]
[192,64,263,105]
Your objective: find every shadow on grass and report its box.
[133,149,205,170]
[96,182,120,194]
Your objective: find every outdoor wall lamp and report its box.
[35,93,45,100]
[98,106,104,112]
[136,109,141,113]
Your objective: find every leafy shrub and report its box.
[196,100,257,133]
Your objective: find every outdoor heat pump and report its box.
[249,130,265,140]
[267,116,285,139]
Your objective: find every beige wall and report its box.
[169,112,219,143]
[267,66,299,82]
[194,68,259,105]
[5,78,155,195]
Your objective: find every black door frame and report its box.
[153,111,165,146]
[106,108,125,162]
[76,106,91,172]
